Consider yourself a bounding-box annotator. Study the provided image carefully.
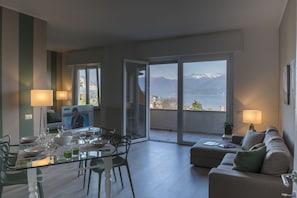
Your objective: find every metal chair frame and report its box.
[87,135,135,198]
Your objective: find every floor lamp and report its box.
[30,90,53,134]
[56,91,68,101]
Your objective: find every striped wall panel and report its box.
[51,52,58,109]
[47,51,63,112]
[0,8,2,137]
[0,7,47,144]
[19,13,34,137]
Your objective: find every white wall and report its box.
[233,27,280,134]
[64,28,280,136]
[279,0,296,154]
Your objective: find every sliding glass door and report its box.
[178,56,231,144]
[148,56,231,144]
[123,59,149,142]
[123,55,232,145]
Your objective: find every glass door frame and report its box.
[123,59,150,143]
[177,54,233,145]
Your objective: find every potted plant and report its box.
[224,121,233,136]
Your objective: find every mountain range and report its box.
[145,73,226,108]
[149,73,226,96]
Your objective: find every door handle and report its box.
[281,171,297,187]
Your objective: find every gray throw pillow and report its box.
[241,131,265,150]
[233,145,266,173]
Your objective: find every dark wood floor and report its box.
[3,141,210,198]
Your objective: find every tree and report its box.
[192,100,203,110]
[161,97,178,109]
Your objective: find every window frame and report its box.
[177,54,233,121]
[72,63,102,108]
[148,53,233,121]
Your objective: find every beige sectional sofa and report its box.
[190,127,293,198]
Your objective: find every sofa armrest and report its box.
[209,167,291,198]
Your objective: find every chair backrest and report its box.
[100,127,116,143]
[0,135,11,151]
[0,142,10,176]
[111,133,122,146]
[115,136,131,161]
[0,135,11,145]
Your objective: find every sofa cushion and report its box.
[190,138,241,168]
[261,139,292,176]
[233,145,266,173]
[220,153,236,166]
[263,129,283,145]
[241,131,265,150]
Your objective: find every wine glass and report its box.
[79,131,86,144]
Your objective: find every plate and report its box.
[91,140,107,148]
[21,136,38,144]
[24,145,46,156]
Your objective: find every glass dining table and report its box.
[14,129,123,198]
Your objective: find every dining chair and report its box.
[86,135,135,198]
[0,135,18,166]
[0,142,44,198]
[78,127,116,188]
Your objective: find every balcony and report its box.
[150,109,225,143]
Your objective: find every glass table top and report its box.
[14,129,124,170]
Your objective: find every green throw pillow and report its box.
[233,145,266,173]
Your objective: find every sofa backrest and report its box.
[261,128,292,176]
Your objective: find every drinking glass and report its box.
[72,144,79,158]
[63,145,72,160]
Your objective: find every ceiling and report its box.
[0,0,287,52]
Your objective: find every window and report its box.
[149,58,228,112]
[73,64,101,107]
[150,63,178,110]
[182,60,227,111]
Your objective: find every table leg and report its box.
[103,156,112,198]
[27,168,39,198]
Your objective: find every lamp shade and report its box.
[56,91,68,100]
[31,90,53,107]
[242,110,262,124]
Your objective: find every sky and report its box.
[150,60,227,80]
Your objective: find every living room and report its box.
[0,0,296,197]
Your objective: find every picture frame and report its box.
[283,64,290,105]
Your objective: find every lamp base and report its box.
[249,123,256,131]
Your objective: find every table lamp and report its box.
[56,91,68,100]
[31,90,53,134]
[242,110,262,131]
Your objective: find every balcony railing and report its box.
[150,109,226,135]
